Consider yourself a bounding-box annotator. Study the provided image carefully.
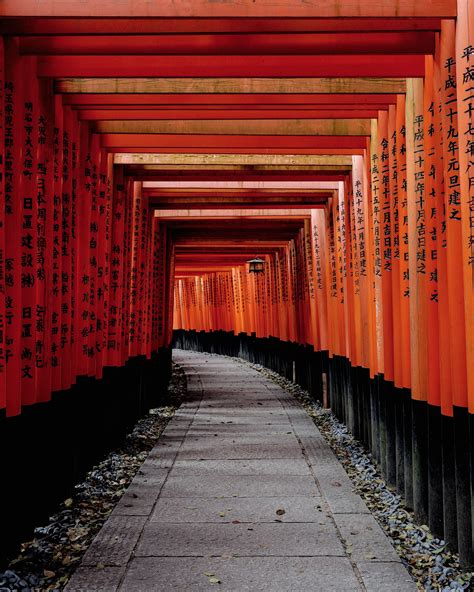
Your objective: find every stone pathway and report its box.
[65,351,417,591]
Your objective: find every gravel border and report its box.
[0,363,187,592]
[2,353,471,591]
[234,357,474,592]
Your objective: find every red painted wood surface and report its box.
[0,5,472,421]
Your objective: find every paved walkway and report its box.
[66,350,416,591]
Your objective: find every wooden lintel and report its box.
[144,189,334,196]
[125,163,352,171]
[95,119,371,136]
[19,32,435,56]
[40,55,424,78]
[156,209,312,218]
[141,173,346,182]
[0,18,444,36]
[148,196,328,209]
[78,108,380,121]
[102,134,367,149]
[63,94,399,106]
[55,77,406,95]
[142,181,340,189]
[112,147,365,155]
[115,154,354,165]
[0,0,456,18]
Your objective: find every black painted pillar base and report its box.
[454,406,474,567]
[428,404,444,538]
[412,399,429,525]
[0,351,171,565]
[442,414,458,552]
[394,387,405,498]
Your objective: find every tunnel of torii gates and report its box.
[0,0,473,570]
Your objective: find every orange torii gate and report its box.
[0,0,473,568]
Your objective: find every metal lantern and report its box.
[247,256,265,274]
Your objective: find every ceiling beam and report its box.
[55,77,406,94]
[0,17,444,35]
[173,233,301,242]
[0,0,456,18]
[143,181,340,189]
[94,119,371,135]
[145,189,334,195]
[19,32,435,56]
[115,154,354,165]
[141,177,345,184]
[63,94,399,106]
[38,55,424,78]
[112,147,365,155]
[134,171,349,181]
[101,134,368,149]
[125,164,352,171]
[147,194,331,209]
[78,108,380,120]
[161,210,311,218]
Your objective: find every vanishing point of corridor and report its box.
[0,0,473,590]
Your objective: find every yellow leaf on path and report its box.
[209,576,222,584]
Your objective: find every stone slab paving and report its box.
[65,350,417,592]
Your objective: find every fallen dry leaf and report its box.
[43,570,55,578]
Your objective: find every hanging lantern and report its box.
[247,256,265,274]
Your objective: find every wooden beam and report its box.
[145,188,335,195]
[63,94,399,106]
[0,18,444,35]
[157,210,312,218]
[56,77,406,94]
[111,147,365,155]
[173,239,296,245]
[78,108,380,120]
[166,217,304,226]
[172,232,301,242]
[19,32,435,55]
[131,168,351,180]
[0,0,456,18]
[149,191,332,198]
[125,164,352,171]
[147,195,329,209]
[101,134,368,149]
[143,181,340,189]
[141,172,346,182]
[38,55,424,78]
[94,119,371,135]
[114,154,354,165]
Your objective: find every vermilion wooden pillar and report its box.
[0,37,5,411]
[4,38,23,417]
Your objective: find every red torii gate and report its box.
[0,0,473,568]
